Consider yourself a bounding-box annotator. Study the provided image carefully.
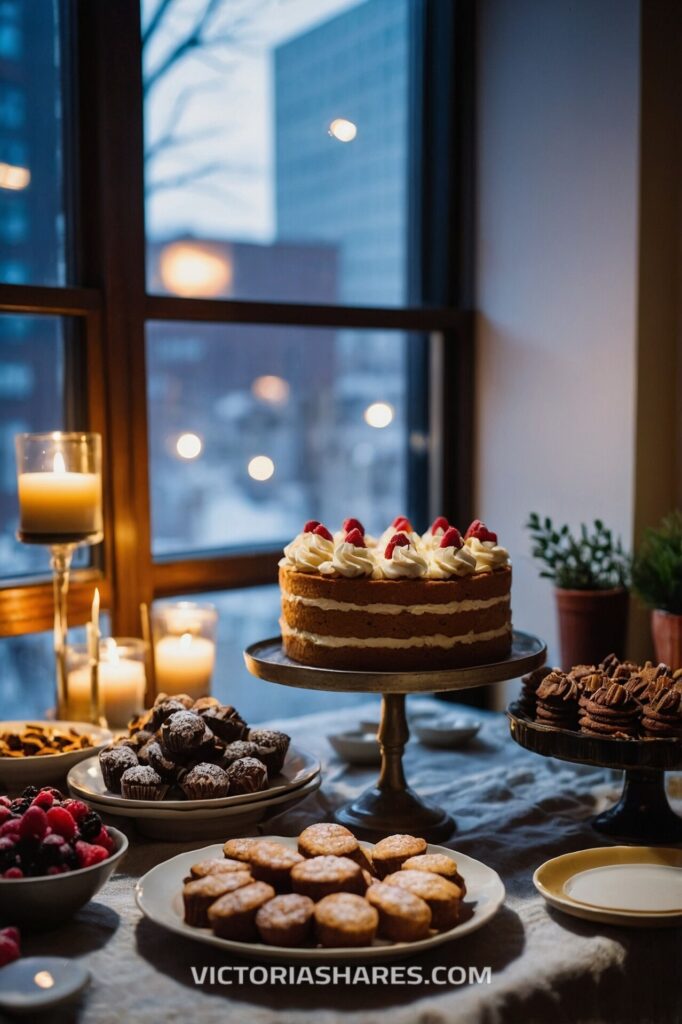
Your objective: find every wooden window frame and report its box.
[0,0,475,670]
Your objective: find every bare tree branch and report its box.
[141,0,174,48]
[144,0,224,95]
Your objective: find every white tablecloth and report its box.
[14,699,681,1024]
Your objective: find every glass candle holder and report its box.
[15,432,103,546]
[66,638,147,728]
[14,431,103,719]
[152,601,218,701]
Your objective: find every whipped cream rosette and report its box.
[428,527,476,578]
[319,529,375,578]
[420,516,451,551]
[279,523,334,572]
[463,520,509,573]
[377,516,423,554]
[332,517,378,549]
[373,533,429,579]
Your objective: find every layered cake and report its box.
[279,516,512,670]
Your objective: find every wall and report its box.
[475,0,641,682]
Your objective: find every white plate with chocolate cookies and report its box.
[135,827,505,961]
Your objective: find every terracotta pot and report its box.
[651,609,682,670]
[555,587,629,671]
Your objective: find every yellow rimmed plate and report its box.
[534,846,682,927]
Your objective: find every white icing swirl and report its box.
[378,528,423,555]
[319,542,374,578]
[373,544,428,579]
[279,532,334,572]
[465,537,510,572]
[421,527,447,551]
[428,544,477,578]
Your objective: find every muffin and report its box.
[208,882,276,941]
[255,893,315,947]
[248,840,304,890]
[180,762,230,799]
[221,741,262,768]
[291,855,366,901]
[401,853,458,880]
[186,857,252,882]
[225,757,268,795]
[366,882,432,941]
[298,822,360,860]
[372,834,427,878]
[314,893,378,947]
[116,728,154,753]
[248,729,290,775]
[183,872,253,927]
[150,698,189,731]
[99,745,138,793]
[160,710,207,755]
[198,705,248,743]
[223,837,261,864]
[119,764,168,801]
[145,741,180,782]
[192,696,221,712]
[383,870,461,930]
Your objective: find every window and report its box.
[0,1,473,713]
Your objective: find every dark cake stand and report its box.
[244,631,546,842]
[508,702,682,844]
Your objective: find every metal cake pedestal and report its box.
[508,702,682,844]
[244,631,546,842]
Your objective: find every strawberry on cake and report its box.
[279,517,512,671]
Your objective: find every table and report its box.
[19,699,681,1024]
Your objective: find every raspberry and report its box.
[1,928,19,945]
[429,516,449,534]
[385,532,410,559]
[344,528,365,548]
[78,811,103,842]
[303,519,320,532]
[392,516,412,533]
[62,799,90,823]
[0,819,21,838]
[31,791,54,811]
[464,519,498,543]
[75,840,109,869]
[0,807,11,826]
[312,524,333,541]
[47,865,68,875]
[92,827,115,854]
[440,526,464,549]
[342,517,365,535]
[46,806,77,840]
[0,796,11,808]
[18,806,48,841]
[3,867,23,879]
[0,931,20,966]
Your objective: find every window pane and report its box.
[0,0,65,285]
[142,0,412,306]
[0,314,88,577]
[155,587,376,723]
[147,321,422,556]
[0,620,110,719]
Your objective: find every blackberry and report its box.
[78,811,103,841]
[39,834,67,868]
[10,798,30,815]
[21,786,39,800]
[0,837,18,872]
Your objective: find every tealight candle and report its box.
[15,434,102,543]
[152,602,218,700]
[66,639,146,728]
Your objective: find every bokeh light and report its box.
[328,118,357,142]
[176,432,203,459]
[247,455,275,481]
[364,401,394,428]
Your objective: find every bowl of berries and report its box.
[0,786,128,927]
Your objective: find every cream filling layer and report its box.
[282,593,510,616]
[280,621,511,649]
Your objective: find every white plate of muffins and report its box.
[135,825,505,961]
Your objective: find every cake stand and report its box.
[508,702,682,844]
[244,631,546,842]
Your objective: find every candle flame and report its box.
[179,632,193,649]
[53,451,66,474]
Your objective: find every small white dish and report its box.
[411,714,481,749]
[0,826,128,927]
[136,836,505,962]
[81,774,322,840]
[0,721,113,793]
[534,846,682,927]
[328,731,381,765]
[0,957,89,1015]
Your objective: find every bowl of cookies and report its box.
[135,822,505,961]
[0,722,114,794]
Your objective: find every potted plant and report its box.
[632,510,682,669]
[526,513,630,669]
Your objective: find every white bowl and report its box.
[328,730,382,765]
[411,714,481,749]
[0,721,113,794]
[0,826,128,928]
